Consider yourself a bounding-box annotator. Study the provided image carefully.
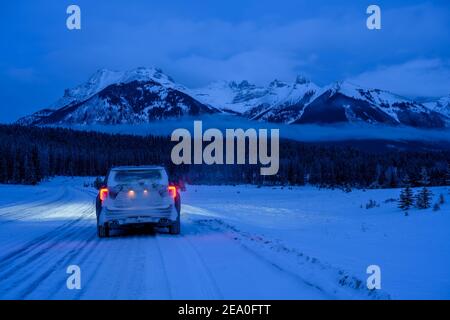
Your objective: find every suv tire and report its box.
[169,215,181,235]
[97,224,110,238]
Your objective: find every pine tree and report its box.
[399,186,414,211]
[398,173,413,210]
[416,187,433,209]
[415,168,433,209]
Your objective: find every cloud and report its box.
[5,67,37,83]
[172,51,303,86]
[45,2,449,89]
[348,59,450,97]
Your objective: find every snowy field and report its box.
[0,177,449,300]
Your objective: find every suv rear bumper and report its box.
[98,205,178,227]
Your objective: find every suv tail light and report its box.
[167,186,177,199]
[99,188,109,202]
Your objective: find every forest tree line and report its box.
[0,124,449,188]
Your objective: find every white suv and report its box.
[95,166,181,237]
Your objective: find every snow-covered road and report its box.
[0,178,448,299]
[0,180,330,299]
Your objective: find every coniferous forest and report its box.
[0,124,449,188]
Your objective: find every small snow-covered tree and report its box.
[399,186,414,211]
[416,187,433,209]
[399,174,414,211]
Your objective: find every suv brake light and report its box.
[167,186,177,199]
[99,188,109,202]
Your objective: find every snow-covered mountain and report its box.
[190,75,319,121]
[52,67,184,110]
[18,67,218,125]
[192,78,449,127]
[243,77,321,123]
[191,76,320,123]
[293,81,449,128]
[17,67,450,128]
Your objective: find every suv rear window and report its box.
[109,170,163,185]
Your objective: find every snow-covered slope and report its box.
[244,77,321,123]
[17,68,218,125]
[0,178,448,299]
[51,67,183,110]
[294,81,449,128]
[191,76,320,123]
[424,95,450,118]
[191,80,265,114]
[16,67,450,128]
[29,80,218,125]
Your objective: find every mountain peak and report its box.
[87,66,174,85]
[295,75,310,85]
[324,80,367,97]
[331,80,359,90]
[269,79,288,88]
[124,66,174,83]
[238,80,253,89]
[53,67,179,110]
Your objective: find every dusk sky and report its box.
[1,0,449,122]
